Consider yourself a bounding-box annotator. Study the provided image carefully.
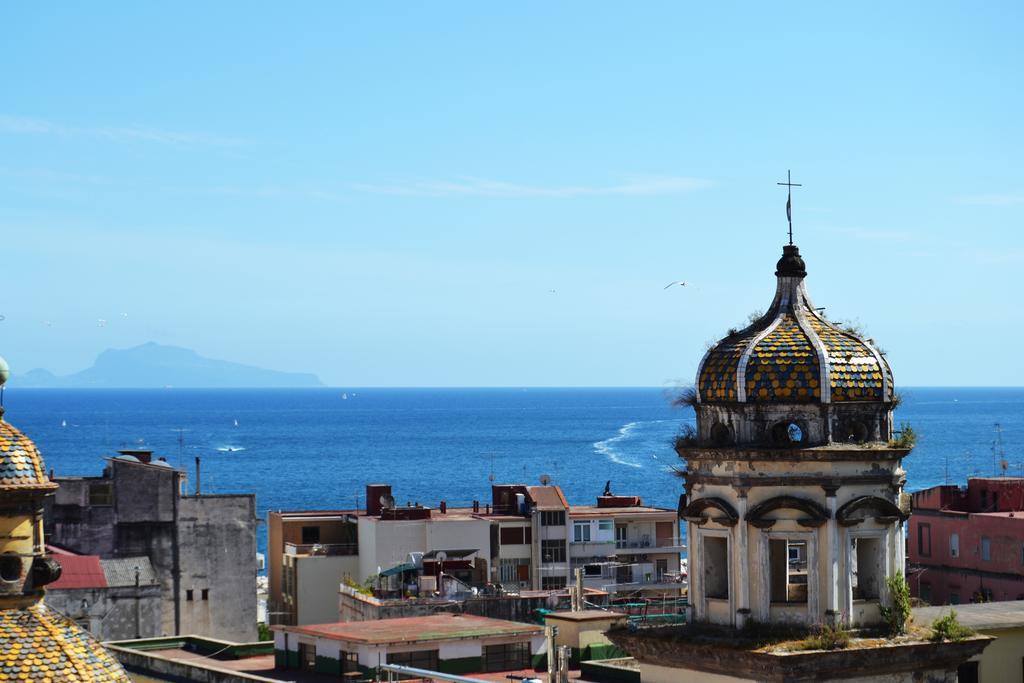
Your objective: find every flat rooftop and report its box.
[914,599,1024,630]
[544,610,628,622]
[276,613,542,645]
[568,505,676,517]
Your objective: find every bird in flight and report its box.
[663,280,688,289]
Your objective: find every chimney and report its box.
[472,500,480,513]
[366,484,392,516]
[195,457,201,495]
[440,501,447,514]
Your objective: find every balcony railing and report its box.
[615,537,686,552]
[599,573,688,592]
[285,542,358,557]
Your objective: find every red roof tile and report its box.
[49,554,108,590]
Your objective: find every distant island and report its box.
[13,342,324,388]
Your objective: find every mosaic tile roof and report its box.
[696,245,893,404]
[806,315,886,402]
[0,603,129,681]
[697,332,753,402]
[744,315,822,402]
[0,420,56,492]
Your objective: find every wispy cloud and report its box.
[955,192,1024,207]
[348,175,713,198]
[0,115,244,146]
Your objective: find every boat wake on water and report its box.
[593,420,672,468]
[216,446,246,453]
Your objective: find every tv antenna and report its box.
[171,427,190,468]
[993,423,1006,477]
[484,452,498,483]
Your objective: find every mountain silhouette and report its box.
[13,343,324,388]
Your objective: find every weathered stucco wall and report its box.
[179,494,258,642]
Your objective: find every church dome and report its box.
[0,420,57,492]
[696,245,893,405]
[0,603,129,681]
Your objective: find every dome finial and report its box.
[777,170,802,245]
[775,244,807,277]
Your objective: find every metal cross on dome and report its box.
[777,170,802,245]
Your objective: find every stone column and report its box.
[687,519,700,622]
[823,485,840,625]
[734,487,750,628]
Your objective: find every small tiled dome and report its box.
[0,603,130,681]
[0,420,57,492]
[696,245,893,404]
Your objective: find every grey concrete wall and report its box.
[46,461,258,642]
[45,585,162,641]
[47,478,118,556]
[112,460,180,523]
[179,494,258,642]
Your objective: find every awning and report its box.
[423,549,478,560]
[379,562,416,578]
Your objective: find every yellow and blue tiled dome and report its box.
[0,390,129,678]
[0,603,129,681]
[696,245,893,404]
[0,420,57,492]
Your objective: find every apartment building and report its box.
[45,450,258,641]
[266,481,683,625]
[267,509,360,626]
[909,477,1024,605]
[569,494,685,596]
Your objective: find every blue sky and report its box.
[1,3,1022,386]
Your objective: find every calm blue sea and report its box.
[4,387,1023,559]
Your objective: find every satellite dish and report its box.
[539,474,551,486]
[436,551,447,562]
[380,494,395,509]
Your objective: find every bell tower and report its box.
[0,358,131,681]
[678,244,910,629]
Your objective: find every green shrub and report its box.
[890,423,917,449]
[930,610,975,642]
[342,576,374,596]
[257,622,271,641]
[799,623,851,651]
[672,387,699,409]
[879,571,912,636]
[674,424,698,450]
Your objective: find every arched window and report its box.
[710,422,733,446]
[770,421,804,446]
[841,420,868,443]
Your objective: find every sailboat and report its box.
[61,419,67,428]
[233,419,239,427]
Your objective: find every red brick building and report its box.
[908,477,1024,605]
